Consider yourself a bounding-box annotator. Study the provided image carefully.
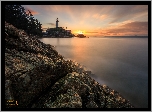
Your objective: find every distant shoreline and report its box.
[104,36,148,38]
[39,36,148,38]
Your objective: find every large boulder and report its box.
[5,22,134,108]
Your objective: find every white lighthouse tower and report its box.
[56,18,59,28]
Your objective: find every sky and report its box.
[22,5,148,36]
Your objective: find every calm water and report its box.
[40,37,148,108]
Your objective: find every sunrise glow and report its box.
[77,30,86,35]
[78,31,83,34]
[22,5,148,37]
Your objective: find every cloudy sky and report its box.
[22,5,148,36]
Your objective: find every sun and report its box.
[77,30,84,34]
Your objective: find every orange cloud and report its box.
[21,5,148,37]
[99,21,148,36]
[24,7,39,15]
[86,31,98,33]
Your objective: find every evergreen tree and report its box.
[5,5,28,32]
[5,5,43,37]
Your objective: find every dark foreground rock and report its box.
[5,22,134,108]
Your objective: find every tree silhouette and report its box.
[5,5,43,37]
[5,5,28,32]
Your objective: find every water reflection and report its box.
[57,38,60,45]
[40,37,148,108]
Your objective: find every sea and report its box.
[40,36,148,108]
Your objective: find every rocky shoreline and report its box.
[5,22,134,108]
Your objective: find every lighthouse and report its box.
[56,18,59,28]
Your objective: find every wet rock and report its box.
[5,22,134,108]
[44,89,82,108]
[31,72,134,108]
[86,101,98,108]
[18,74,31,88]
[5,80,14,101]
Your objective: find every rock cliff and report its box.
[5,22,134,108]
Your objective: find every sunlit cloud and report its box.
[46,23,55,26]
[24,6,39,15]
[86,31,98,33]
[99,21,148,36]
[22,5,148,36]
[109,5,148,24]
[92,14,108,20]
